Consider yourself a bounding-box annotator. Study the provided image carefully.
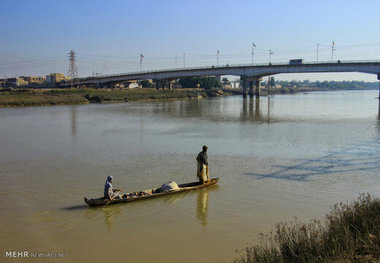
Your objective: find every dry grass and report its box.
[233,194,380,263]
[0,88,206,107]
[0,89,87,107]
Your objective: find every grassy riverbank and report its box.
[233,194,379,263]
[0,88,207,107]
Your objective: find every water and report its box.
[1,90,379,263]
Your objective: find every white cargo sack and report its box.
[161,181,179,192]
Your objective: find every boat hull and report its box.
[84,178,219,207]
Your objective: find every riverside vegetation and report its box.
[0,88,208,107]
[261,80,379,95]
[0,79,377,107]
[233,194,379,263]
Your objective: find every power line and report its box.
[0,56,65,67]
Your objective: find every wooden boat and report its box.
[84,178,219,207]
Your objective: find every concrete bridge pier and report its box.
[246,77,261,98]
[254,78,261,97]
[155,79,173,90]
[155,80,163,90]
[248,79,254,98]
[240,75,249,97]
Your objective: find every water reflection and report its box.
[241,97,271,122]
[247,140,380,181]
[196,189,209,226]
[241,97,247,121]
[80,186,218,229]
[84,204,122,231]
[108,96,276,124]
[254,97,260,121]
[195,185,219,226]
[103,205,121,230]
[71,106,77,136]
[163,192,183,204]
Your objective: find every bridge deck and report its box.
[62,60,380,86]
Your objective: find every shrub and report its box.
[233,194,380,263]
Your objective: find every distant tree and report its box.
[273,80,377,91]
[179,77,221,89]
[321,81,329,88]
[179,78,198,89]
[290,80,298,87]
[199,77,221,89]
[141,80,151,88]
[222,77,230,85]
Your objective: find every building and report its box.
[1,73,70,88]
[21,76,46,84]
[46,73,65,83]
[46,73,69,87]
[4,77,28,87]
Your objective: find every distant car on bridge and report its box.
[289,59,304,65]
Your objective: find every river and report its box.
[1,90,379,263]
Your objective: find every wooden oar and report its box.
[103,190,120,208]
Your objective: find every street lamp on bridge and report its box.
[331,41,336,61]
[217,50,219,67]
[140,54,144,72]
[252,42,256,65]
[269,50,274,64]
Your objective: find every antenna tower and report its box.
[68,50,78,87]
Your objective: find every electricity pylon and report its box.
[68,50,78,88]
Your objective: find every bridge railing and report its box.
[77,60,380,81]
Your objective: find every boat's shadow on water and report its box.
[61,204,89,210]
[247,140,380,181]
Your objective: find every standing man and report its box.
[196,145,209,183]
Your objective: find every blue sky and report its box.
[1,0,380,81]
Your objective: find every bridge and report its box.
[66,60,380,98]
